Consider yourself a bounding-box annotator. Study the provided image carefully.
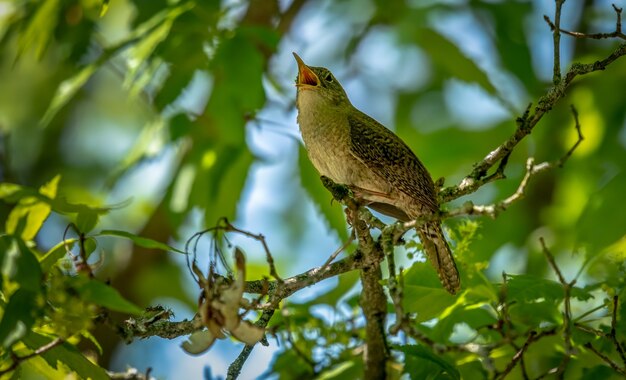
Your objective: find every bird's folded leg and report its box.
[320,175,353,203]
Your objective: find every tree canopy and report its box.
[0,0,625,379]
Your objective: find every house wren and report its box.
[293,53,460,294]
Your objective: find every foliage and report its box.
[0,0,625,379]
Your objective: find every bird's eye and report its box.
[325,73,333,82]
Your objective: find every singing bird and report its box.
[293,53,460,294]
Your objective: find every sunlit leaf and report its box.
[0,236,43,292]
[22,332,109,380]
[318,360,362,380]
[99,0,110,18]
[6,175,59,241]
[403,285,456,322]
[16,0,61,60]
[39,63,98,127]
[189,146,255,227]
[398,344,460,380]
[0,289,39,348]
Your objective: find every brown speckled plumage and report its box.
[294,53,460,294]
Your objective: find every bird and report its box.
[293,52,460,294]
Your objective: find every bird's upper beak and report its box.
[293,52,319,88]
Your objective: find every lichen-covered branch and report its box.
[439,41,626,204]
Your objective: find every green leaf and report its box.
[205,29,271,144]
[183,146,254,226]
[16,0,61,60]
[403,285,456,322]
[5,175,60,241]
[75,210,99,234]
[298,146,349,241]
[22,332,109,380]
[0,288,39,348]
[0,236,43,291]
[40,63,98,127]
[415,28,496,94]
[318,360,362,380]
[578,172,626,253]
[39,239,76,272]
[506,273,563,302]
[432,304,497,342]
[402,262,457,321]
[316,270,359,306]
[397,344,460,380]
[478,2,537,92]
[76,279,143,315]
[267,348,315,380]
[0,182,24,199]
[98,229,184,254]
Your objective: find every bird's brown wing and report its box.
[347,110,438,214]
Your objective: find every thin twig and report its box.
[610,296,626,365]
[321,229,355,269]
[544,4,626,41]
[495,331,537,380]
[585,342,626,376]
[539,238,577,379]
[0,338,65,376]
[551,0,566,83]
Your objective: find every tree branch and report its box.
[439,41,626,204]
[0,338,65,376]
[544,4,626,41]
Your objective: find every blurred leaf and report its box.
[402,262,458,321]
[477,1,537,92]
[0,288,39,348]
[403,284,456,322]
[267,348,315,380]
[432,304,497,341]
[185,145,255,226]
[0,183,24,200]
[39,239,76,272]
[415,28,496,94]
[0,236,43,292]
[580,365,619,380]
[76,210,99,234]
[316,270,359,306]
[204,29,270,145]
[398,344,460,380]
[76,278,143,315]
[505,274,593,304]
[16,0,61,60]
[98,229,184,254]
[318,360,362,380]
[509,300,560,326]
[99,0,110,18]
[40,63,98,127]
[6,175,59,241]
[22,332,109,380]
[153,14,209,110]
[578,172,626,253]
[298,146,349,241]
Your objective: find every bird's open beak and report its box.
[293,53,319,88]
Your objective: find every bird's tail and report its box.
[417,222,460,294]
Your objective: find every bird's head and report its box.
[293,52,349,107]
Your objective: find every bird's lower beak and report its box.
[293,52,319,87]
